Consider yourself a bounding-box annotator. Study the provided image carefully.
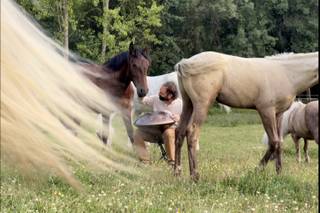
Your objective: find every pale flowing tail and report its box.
[1,0,135,187]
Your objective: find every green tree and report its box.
[16,0,318,73]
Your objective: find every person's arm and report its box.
[170,114,180,122]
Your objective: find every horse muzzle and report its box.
[137,88,148,97]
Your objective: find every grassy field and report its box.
[1,108,318,212]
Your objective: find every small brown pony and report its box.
[80,43,150,144]
[262,101,318,163]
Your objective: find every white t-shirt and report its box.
[142,95,183,116]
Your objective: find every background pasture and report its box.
[1,108,318,212]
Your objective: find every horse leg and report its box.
[186,123,200,182]
[258,108,282,173]
[121,108,134,144]
[186,102,212,182]
[96,114,111,145]
[174,81,193,177]
[311,128,319,145]
[274,112,284,173]
[291,134,301,163]
[303,138,310,163]
[174,107,193,176]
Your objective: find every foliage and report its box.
[16,0,318,73]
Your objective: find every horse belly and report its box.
[217,84,257,109]
[291,108,313,139]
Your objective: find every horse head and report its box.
[128,42,150,98]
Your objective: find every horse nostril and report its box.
[138,88,146,97]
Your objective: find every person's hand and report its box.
[170,114,180,122]
[138,96,144,102]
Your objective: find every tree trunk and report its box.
[101,0,109,62]
[63,0,69,58]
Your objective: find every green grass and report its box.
[1,108,318,212]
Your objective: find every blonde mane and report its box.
[265,52,318,60]
[1,0,137,187]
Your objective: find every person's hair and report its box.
[162,81,178,100]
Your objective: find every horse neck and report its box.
[118,63,131,86]
[278,54,318,94]
[107,63,131,87]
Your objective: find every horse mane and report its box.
[103,50,151,71]
[265,52,318,60]
[103,52,129,71]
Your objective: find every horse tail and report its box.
[175,64,194,146]
[261,132,269,145]
[2,0,133,188]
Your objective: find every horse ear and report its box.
[129,42,137,57]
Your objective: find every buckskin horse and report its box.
[80,43,150,145]
[174,51,318,181]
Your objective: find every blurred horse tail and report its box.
[1,0,136,188]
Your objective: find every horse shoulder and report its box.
[120,83,132,99]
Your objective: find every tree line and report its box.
[17,0,318,76]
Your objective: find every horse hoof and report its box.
[174,167,181,177]
[269,154,276,161]
[96,133,109,145]
[255,165,264,173]
[191,173,200,182]
[276,167,282,175]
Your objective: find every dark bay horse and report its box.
[80,43,150,144]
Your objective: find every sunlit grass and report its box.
[1,108,318,212]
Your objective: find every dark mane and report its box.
[103,50,151,71]
[103,52,129,71]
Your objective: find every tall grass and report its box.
[1,109,318,212]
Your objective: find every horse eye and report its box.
[132,64,137,68]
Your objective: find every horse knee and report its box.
[269,140,281,150]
